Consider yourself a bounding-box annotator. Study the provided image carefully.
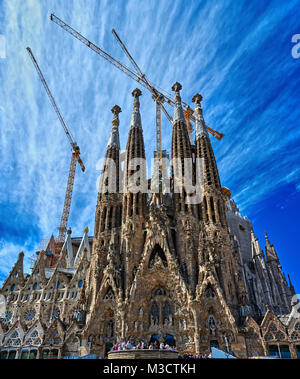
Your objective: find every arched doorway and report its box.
[164,334,176,347]
[210,340,219,350]
[105,342,113,356]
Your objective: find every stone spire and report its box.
[192,93,209,138]
[122,89,147,295]
[130,88,142,129]
[172,82,185,122]
[94,105,123,240]
[192,93,250,310]
[264,231,279,262]
[107,105,121,148]
[123,88,147,221]
[193,92,224,226]
[98,105,122,195]
[171,82,193,213]
[125,89,145,162]
[288,274,296,295]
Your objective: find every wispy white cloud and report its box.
[0,238,35,281]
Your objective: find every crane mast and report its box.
[26,47,85,243]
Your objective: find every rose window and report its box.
[24,309,36,321]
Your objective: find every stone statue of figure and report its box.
[168,314,173,326]
[149,192,160,211]
[114,266,121,287]
[150,314,159,327]
[150,315,155,327]
[107,321,113,337]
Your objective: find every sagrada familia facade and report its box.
[0,83,299,359]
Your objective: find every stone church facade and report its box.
[0,83,299,359]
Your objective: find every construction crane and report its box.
[26,47,85,243]
[111,28,224,143]
[50,14,224,159]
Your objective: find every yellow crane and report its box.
[50,14,224,164]
[26,47,85,243]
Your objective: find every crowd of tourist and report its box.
[110,340,212,358]
[110,340,177,351]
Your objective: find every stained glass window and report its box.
[275,332,285,340]
[265,333,273,341]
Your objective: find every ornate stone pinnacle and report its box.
[171,82,182,92]
[192,93,203,104]
[132,88,142,110]
[111,105,122,116]
[132,88,142,98]
[172,82,184,121]
[193,92,207,138]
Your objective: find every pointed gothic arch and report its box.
[148,244,168,268]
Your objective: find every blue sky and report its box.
[0,0,299,291]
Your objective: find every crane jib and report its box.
[50,14,223,141]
